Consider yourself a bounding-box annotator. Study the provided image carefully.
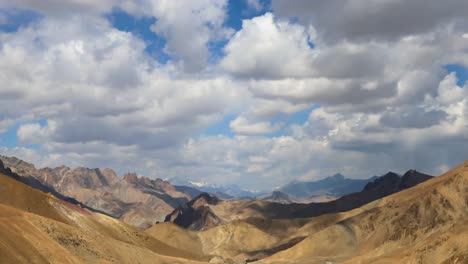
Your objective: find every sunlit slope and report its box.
[148,211,361,261]
[0,172,208,264]
[262,161,468,263]
[3,160,466,264]
[149,161,468,264]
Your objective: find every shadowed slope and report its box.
[165,170,433,231]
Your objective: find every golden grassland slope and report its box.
[259,161,468,264]
[148,210,363,262]
[148,161,468,264]
[0,172,209,264]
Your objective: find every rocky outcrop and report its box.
[0,155,199,228]
[165,193,222,230]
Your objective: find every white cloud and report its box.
[0,14,246,149]
[17,120,56,144]
[246,0,263,11]
[271,0,468,42]
[230,116,281,135]
[0,0,117,16]
[221,13,313,78]
[0,1,467,189]
[0,0,233,72]
[147,0,233,71]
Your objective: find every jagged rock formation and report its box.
[0,156,200,228]
[165,193,222,230]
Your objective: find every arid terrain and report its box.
[164,169,433,230]
[1,156,467,263]
[155,161,468,263]
[1,1,466,263]
[0,156,201,228]
[0,160,208,263]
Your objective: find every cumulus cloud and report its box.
[0,0,233,72]
[147,0,233,71]
[17,121,56,144]
[0,13,245,149]
[0,0,117,17]
[229,116,281,135]
[221,13,313,79]
[271,0,468,42]
[380,108,448,129]
[0,0,467,189]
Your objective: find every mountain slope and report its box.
[0,164,208,263]
[165,170,433,230]
[261,191,295,204]
[262,161,468,264]
[149,162,467,263]
[260,190,337,204]
[279,173,378,198]
[0,156,197,228]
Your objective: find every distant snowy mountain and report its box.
[168,177,263,199]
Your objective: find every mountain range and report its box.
[0,155,384,229]
[0,156,201,228]
[0,159,209,263]
[1,155,467,263]
[153,161,468,263]
[278,173,378,198]
[164,170,433,231]
[169,178,262,199]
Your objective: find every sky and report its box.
[0,0,467,190]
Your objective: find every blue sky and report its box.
[445,64,468,87]
[0,8,41,32]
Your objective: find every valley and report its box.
[0,156,466,263]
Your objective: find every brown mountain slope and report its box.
[0,155,201,228]
[260,161,468,264]
[147,162,466,263]
[149,212,359,262]
[0,169,209,264]
[165,170,433,230]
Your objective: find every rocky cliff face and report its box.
[0,155,198,228]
